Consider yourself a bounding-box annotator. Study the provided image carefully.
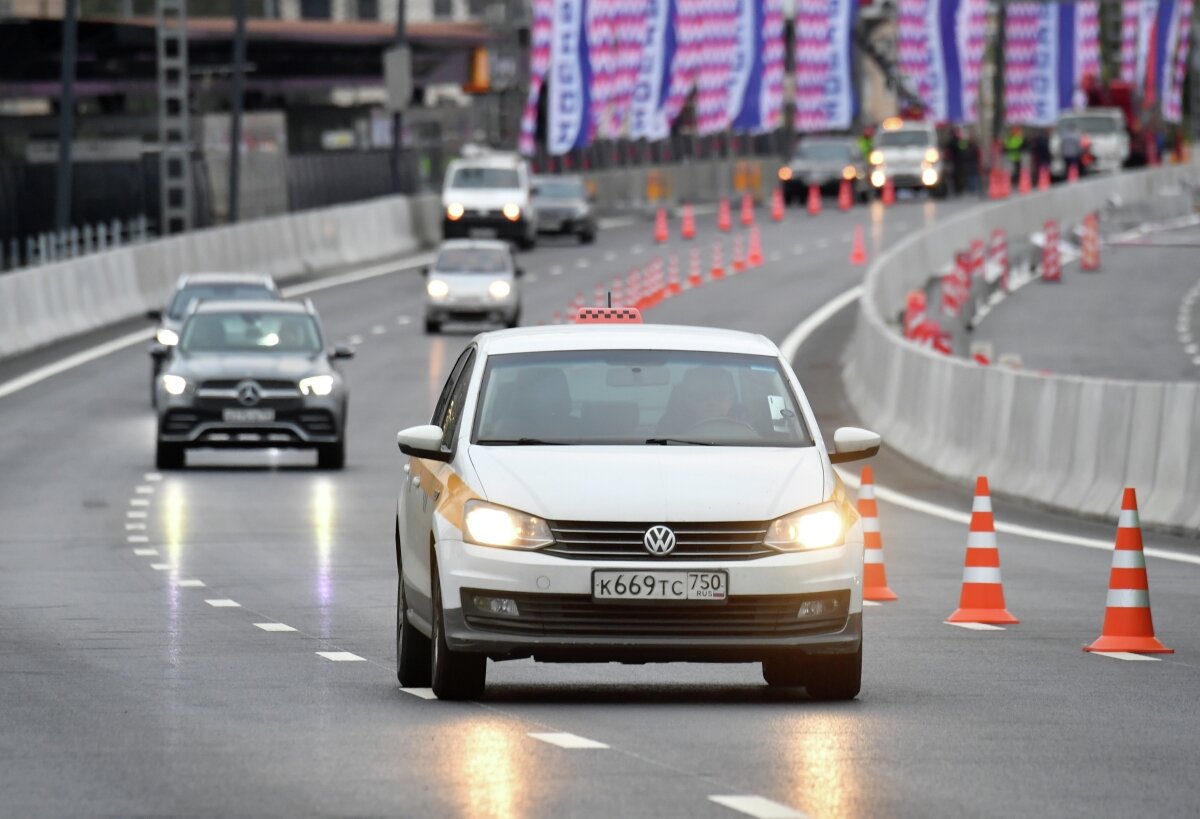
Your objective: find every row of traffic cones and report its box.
[858,469,1172,654]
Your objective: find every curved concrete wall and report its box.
[845,164,1200,533]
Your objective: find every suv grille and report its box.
[463,591,850,637]
[544,520,773,560]
[199,379,295,390]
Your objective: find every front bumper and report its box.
[426,296,519,324]
[435,537,864,662]
[156,393,344,447]
[873,163,942,188]
[443,215,530,241]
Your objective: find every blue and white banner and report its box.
[793,0,856,133]
[727,0,760,130]
[1004,1,1100,126]
[896,0,987,124]
[548,0,592,155]
[1147,0,1179,106]
[629,0,673,140]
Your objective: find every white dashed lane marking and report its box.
[254,623,298,632]
[126,510,147,519]
[528,732,609,749]
[129,498,150,507]
[370,325,386,335]
[399,687,438,700]
[348,334,364,345]
[125,523,146,531]
[143,472,163,482]
[132,548,158,556]
[127,535,148,543]
[135,485,155,494]
[576,258,590,268]
[175,579,206,588]
[550,265,563,276]
[149,563,173,571]
[946,622,1006,631]
[1092,652,1162,662]
[604,251,616,262]
[862,600,883,607]
[205,599,241,608]
[316,651,365,662]
[709,795,809,818]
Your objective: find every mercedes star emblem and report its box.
[236,381,262,407]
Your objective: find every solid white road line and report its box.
[281,254,436,299]
[205,599,241,608]
[709,795,809,819]
[781,285,1200,568]
[399,687,438,700]
[946,622,1006,631]
[254,623,297,632]
[316,651,365,662]
[1091,652,1162,662]
[132,548,158,556]
[528,732,609,749]
[175,579,206,588]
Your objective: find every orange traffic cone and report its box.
[731,234,746,272]
[667,253,681,295]
[681,204,696,239]
[859,467,897,601]
[946,477,1019,625]
[1084,489,1174,654]
[1037,165,1051,190]
[717,198,731,231]
[1017,163,1032,194]
[806,184,821,215]
[770,187,785,222]
[746,225,763,268]
[882,177,895,206]
[654,207,669,243]
[740,192,754,226]
[710,240,725,279]
[849,225,867,265]
[1067,162,1079,183]
[838,178,852,211]
[687,247,703,287]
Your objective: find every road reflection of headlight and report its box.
[427,279,450,299]
[299,374,335,396]
[488,280,512,300]
[162,374,188,395]
[156,328,179,346]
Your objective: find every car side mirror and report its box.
[828,427,881,464]
[149,343,171,360]
[331,344,355,360]
[397,424,450,461]
[146,309,163,321]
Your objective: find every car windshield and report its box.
[1060,116,1119,134]
[875,130,933,148]
[473,350,813,447]
[435,248,511,274]
[450,167,520,189]
[179,313,323,354]
[167,284,275,319]
[534,178,585,198]
[796,142,852,160]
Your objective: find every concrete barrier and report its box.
[845,163,1200,533]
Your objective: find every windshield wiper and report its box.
[644,437,716,446]
[476,437,565,445]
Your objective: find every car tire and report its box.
[430,559,486,701]
[579,229,596,245]
[761,653,807,687]
[317,438,345,470]
[155,440,184,470]
[424,317,441,334]
[518,235,536,251]
[804,643,862,701]
[396,571,432,687]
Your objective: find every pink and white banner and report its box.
[1163,0,1194,122]
[793,0,857,133]
[895,0,988,124]
[1004,1,1101,126]
[519,0,554,155]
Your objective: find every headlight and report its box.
[842,165,857,180]
[463,500,553,549]
[161,374,188,396]
[921,167,939,186]
[155,327,179,346]
[778,166,793,181]
[869,150,884,165]
[488,280,512,299]
[764,502,846,551]
[502,203,521,222]
[426,279,450,299]
[870,170,886,187]
[446,203,465,221]
[924,148,940,163]
[299,374,335,396]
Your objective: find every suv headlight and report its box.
[427,279,450,299]
[869,150,884,165]
[299,375,335,396]
[446,203,465,221]
[488,280,512,299]
[156,327,179,346]
[161,374,188,396]
[764,502,847,551]
[463,500,553,549]
[502,203,521,221]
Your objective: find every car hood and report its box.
[876,146,929,162]
[533,196,587,209]
[172,352,323,381]
[443,188,527,208]
[790,158,850,172]
[466,445,828,522]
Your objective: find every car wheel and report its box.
[518,236,536,251]
[579,229,596,245]
[155,439,184,470]
[424,317,441,334]
[430,558,486,701]
[396,566,432,687]
[761,652,807,687]
[804,643,862,701]
[317,438,345,470]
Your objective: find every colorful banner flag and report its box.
[793,0,857,133]
[519,0,554,155]
[548,0,592,155]
[896,0,988,124]
[729,0,785,134]
[1004,1,1101,126]
[1146,0,1180,108]
[1163,0,1194,123]
[629,0,674,140]
[1120,0,1142,84]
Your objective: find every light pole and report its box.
[54,0,79,232]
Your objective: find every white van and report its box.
[441,152,538,249]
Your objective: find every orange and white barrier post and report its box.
[838,178,852,211]
[740,192,754,226]
[881,177,895,206]
[681,204,696,239]
[1084,488,1174,654]
[849,224,867,265]
[989,229,1009,292]
[731,234,746,273]
[770,187,785,221]
[667,253,681,295]
[710,240,726,279]
[1042,220,1061,282]
[654,207,669,243]
[946,477,1019,625]
[807,184,821,216]
[717,198,732,231]
[611,276,624,308]
[688,247,703,288]
[859,466,897,601]
[746,225,763,268]
[593,283,606,308]
[1037,164,1051,191]
[904,290,928,338]
[1080,212,1100,272]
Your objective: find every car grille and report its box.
[543,520,774,560]
[462,591,850,637]
[198,379,296,390]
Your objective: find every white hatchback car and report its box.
[394,313,879,700]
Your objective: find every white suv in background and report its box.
[1051,108,1129,175]
[442,151,538,249]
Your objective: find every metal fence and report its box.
[0,216,151,272]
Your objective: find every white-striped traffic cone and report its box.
[858,467,896,601]
[946,477,1018,624]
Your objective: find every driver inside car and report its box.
[656,366,743,434]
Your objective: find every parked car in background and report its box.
[1051,108,1128,176]
[441,152,538,249]
[423,239,523,334]
[147,272,281,405]
[778,137,870,203]
[532,175,596,243]
[867,120,947,197]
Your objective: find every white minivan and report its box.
[442,152,538,249]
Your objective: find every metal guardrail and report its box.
[1,216,150,273]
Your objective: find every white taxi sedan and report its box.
[394,311,879,700]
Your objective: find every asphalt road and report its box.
[2,194,1198,819]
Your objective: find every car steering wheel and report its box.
[686,417,759,435]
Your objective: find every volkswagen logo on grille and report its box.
[643,525,676,556]
[236,381,262,407]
